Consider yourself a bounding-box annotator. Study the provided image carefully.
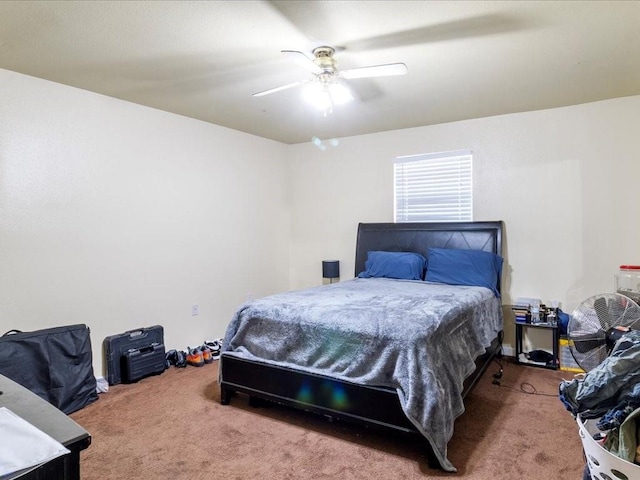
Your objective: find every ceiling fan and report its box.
[252,46,407,112]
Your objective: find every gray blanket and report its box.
[222,278,503,471]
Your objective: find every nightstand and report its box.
[514,321,560,370]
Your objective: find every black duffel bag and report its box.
[0,324,98,414]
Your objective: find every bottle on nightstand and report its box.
[547,300,558,327]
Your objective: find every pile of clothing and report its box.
[559,330,640,465]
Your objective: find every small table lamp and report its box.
[322,260,340,284]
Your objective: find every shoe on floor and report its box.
[201,345,214,364]
[204,339,222,360]
[186,347,204,367]
[165,349,187,368]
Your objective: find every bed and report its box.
[219,221,504,472]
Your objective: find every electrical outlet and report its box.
[191,304,199,316]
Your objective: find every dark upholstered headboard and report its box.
[355,221,503,278]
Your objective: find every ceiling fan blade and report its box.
[269,0,524,51]
[341,63,407,80]
[281,50,322,74]
[344,14,523,51]
[252,80,308,97]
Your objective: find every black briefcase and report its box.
[103,325,165,385]
[0,324,98,414]
[123,343,166,383]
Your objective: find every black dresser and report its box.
[0,374,91,480]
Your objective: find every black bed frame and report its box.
[220,221,504,455]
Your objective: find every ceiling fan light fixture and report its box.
[302,80,353,114]
[302,82,332,113]
[328,81,354,105]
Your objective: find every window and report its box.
[394,150,472,222]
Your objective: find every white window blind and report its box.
[394,150,472,222]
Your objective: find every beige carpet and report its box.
[71,359,585,479]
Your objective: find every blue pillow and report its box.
[425,248,503,297]
[358,251,427,280]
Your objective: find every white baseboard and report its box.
[502,345,514,357]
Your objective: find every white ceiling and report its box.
[1,1,639,144]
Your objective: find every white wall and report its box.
[0,68,290,376]
[288,95,640,349]
[2,65,639,369]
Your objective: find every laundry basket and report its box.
[578,415,640,480]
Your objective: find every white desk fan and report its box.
[567,293,640,480]
[568,293,640,372]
